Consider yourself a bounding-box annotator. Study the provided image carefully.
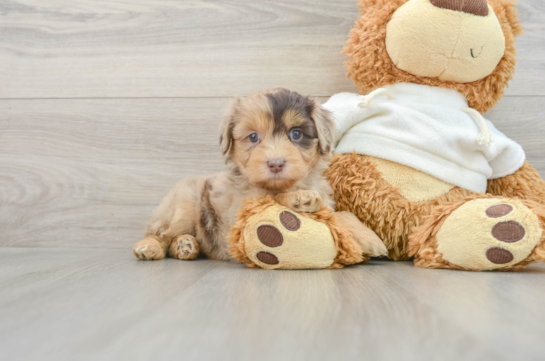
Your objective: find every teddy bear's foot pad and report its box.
[244,205,337,269]
[256,251,279,265]
[436,198,542,270]
[251,210,318,267]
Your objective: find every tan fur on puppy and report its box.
[133,88,386,262]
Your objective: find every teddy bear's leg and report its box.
[409,195,545,271]
[231,201,342,269]
[487,161,545,206]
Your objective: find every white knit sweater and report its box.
[322,83,525,193]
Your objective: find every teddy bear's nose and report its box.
[430,0,489,16]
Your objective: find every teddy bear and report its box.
[228,196,373,269]
[321,0,545,271]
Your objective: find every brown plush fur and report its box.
[345,0,523,113]
[487,161,545,205]
[228,196,366,269]
[408,194,545,271]
[327,153,545,269]
[325,152,473,260]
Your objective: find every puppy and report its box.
[133,88,387,261]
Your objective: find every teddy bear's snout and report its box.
[430,0,488,17]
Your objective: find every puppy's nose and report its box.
[267,158,286,174]
[430,0,488,17]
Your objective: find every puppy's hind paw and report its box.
[133,238,166,260]
[169,235,200,260]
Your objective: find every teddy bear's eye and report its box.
[249,133,259,143]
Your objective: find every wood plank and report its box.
[0,98,228,249]
[508,0,545,96]
[1,0,543,98]
[0,96,543,249]
[6,248,545,361]
[0,248,221,360]
[382,262,545,361]
[0,0,358,98]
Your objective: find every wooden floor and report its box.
[1,248,545,361]
[1,0,545,360]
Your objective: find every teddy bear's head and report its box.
[345,0,523,112]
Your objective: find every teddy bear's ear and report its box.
[356,0,381,15]
[357,0,406,15]
[499,0,523,36]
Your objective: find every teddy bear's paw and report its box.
[244,206,337,269]
[169,235,200,260]
[133,238,166,260]
[435,198,543,271]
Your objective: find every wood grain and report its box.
[1,96,543,249]
[0,98,227,248]
[1,0,543,98]
[510,0,545,95]
[0,249,544,361]
[0,0,358,98]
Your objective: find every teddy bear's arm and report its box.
[487,161,545,205]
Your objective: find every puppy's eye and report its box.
[249,133,260,143]
[289,128,303,141]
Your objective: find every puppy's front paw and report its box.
[169,235,200,260]
[295,190,323,212]
[276,190,323,213]
[133,238,165,260]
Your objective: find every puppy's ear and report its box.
[219,97,241,156]
[307,98,335,155]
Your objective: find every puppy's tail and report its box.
[335,211,388,257]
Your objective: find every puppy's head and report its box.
[219,88,335,192]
